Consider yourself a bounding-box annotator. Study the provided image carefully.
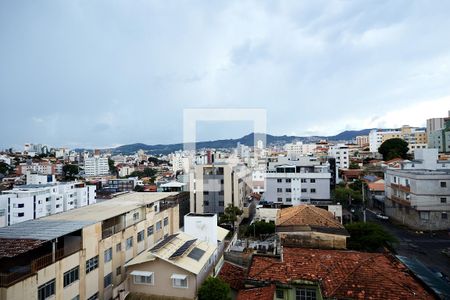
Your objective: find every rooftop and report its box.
[218,262,246,290]
[276,205,344,229]
[248,247,434,299]
[236,285,275,300]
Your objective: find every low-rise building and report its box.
[385,149,450,230]
[276,205,348,249]
[0,192,180,300]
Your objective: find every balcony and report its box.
[391,183,410,193]
[390,195,411,207]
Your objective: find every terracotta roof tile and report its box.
[236,284,275,300]
[276,205,344,229]
[247,248,434,300]
[218,262,246,290]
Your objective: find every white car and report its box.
[376,213,389,220]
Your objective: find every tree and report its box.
[198,277,231,300]
[108,158,117,175]
[220,204,243,231]
[143,167,157,177]
[134,185,145,192]
[349,162,360,169]
[62,164,79,180]
[333,186,362,206]
[345,222,396,251]
[0,162,11,175]
[246,221,275,237]
[378,138,409,161]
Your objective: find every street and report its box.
[366,210,450,276]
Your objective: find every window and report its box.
[14,212,25,217]
[116,242,121,252]
[133,212,140,220]
[164,217,169,226]
[277,197,283,202]
[442,213,448,220]
[286,178,291,183]
[38,279,55,300]
[441,182,447,188]
[277,179,282,183]
[301,188,307,193]
[13,203,24,208]
[286,188,292,192]
[147,225,154,236]
[63,266,79,287]
[276,289,285,299]
[126,237,133,249]
[86,256,99,274]
[87,292,98,300]
[172,275,188,288]
[301,179,307,183]
[104,248,112,263]
[277,188,282,193]
[156,221,162,231]
[116,266,122,276]
[104,272,113,288]
[286,198,292,202]
[310,179,316,183]
[441,198,447,204]
[137,230,145,242]
[295,287,317,300]
[133,273,154,285]
[419,211,430,220]
[203,191,209,195]
[310,188,316,193]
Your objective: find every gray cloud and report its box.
[1,1,450,148]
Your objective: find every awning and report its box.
[130,270,153,277]
[170,274,187,280]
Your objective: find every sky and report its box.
[1,1,450,149]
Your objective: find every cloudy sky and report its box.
[1,1,450,149]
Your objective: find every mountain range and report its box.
[84,129,373,155]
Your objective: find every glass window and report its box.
[87,292,98,300]
[441,198,447,203]
[286,179,291,183]
[301,179,307,183]
[277,197,283,202]
[276,289,284,299]
[277,179,282,183]
[219,201,224,206]
[86,256,99,274]
[295,287,317,300]
[63,266,79,287]
[116,266,122,276]
[441,182,447,188]
[147,225,154,236]
[104,248,112,263]
[286,198,292,202]
[442,212,448,220]
[38,279,55,300]
[156,221,162,231]
[172,277,188,288]
[286,188,292,192]
[310,179,316,183]
[116,242,121,252]
[104,272,113,288]
[164,217,169,227]
[126,237,133,249]
[134,274,154,285]
[310,188,316,193]
[277,188,282,193]
[137,230,145,242]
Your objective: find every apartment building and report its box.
[84,156,109,177]
[428,114,450,153]
[17,162,55,176]
[384,149,450,230]
[284,142,317,159]
[355,135,369,147]
[0,192,180,300]
[0,182,96,227]
[190,163,251,214]
[369,126,427,153]
[328,144,349,183]
[264,156,331,206]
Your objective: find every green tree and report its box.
[378,138,409,161]
[0,162,12,175]
[143,167,157,177]
[198,277,231,300]
[349,162,360,169]
[334,186,362,206]
[220,204,243,231]
[108,158,117,175]
[246,221,275,237]
[62,164,79,180]
[345,222,396,251]
[134,185,145,192]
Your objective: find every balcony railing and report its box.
[391,183,410,193]
[390,195,411,207]
[0,244,81,288]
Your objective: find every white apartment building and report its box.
[252,169,265,194]
[328,144,349,183]
[84,156,109,176]
[265,156,331,206]
[384,149,450,230]
[171,154,191,174]
[17,162,55,175]
[0,182,96,227]
[284,142,317,159]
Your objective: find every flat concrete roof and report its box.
[44,192,178,223]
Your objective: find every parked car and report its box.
[376,213,389,220]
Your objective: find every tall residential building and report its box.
[84,156,109,176]
[284,142,317,159]
[355,135,369,147]
[17,162,55,175]
[190,163,251,214]
[428,112,450,153]
[384,149,450,230]
[0,192,180,300]
[0,182,96,227]
[328,144,349,183]
[369,126,427,153]
[265,156,331,206]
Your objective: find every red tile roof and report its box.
[0,238,44,258]
[247,248,434,300]
[218,262,246,290]
[236,284,275,300]
[276,205,344,229]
